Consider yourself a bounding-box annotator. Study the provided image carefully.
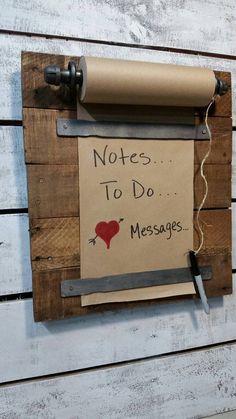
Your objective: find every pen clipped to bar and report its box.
[189,250,210,314]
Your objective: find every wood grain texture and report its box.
[24,108,232,165]
[22,52,232,118]
[1,35,236,122]
[32,209,231,321]
[1,0,236,55]
[194,164,231,209]
[232,131,236,198]
[23,108,78,165]
[27,165,79,218]
[1,342,236,419]
[31,217,80,271]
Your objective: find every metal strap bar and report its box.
[57,119,209,140]
[61,265,212,297]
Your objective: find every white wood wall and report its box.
[0,2,236,417]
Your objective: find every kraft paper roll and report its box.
[79,56,216,107]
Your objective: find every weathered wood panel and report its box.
[1,35,236,122]
[23,50,232,322]
[1,343,236,419]
[233,131,236,198]
[27,165,79,219]
[0,214,31,295]
[0,126,27,209]
[1,0,236,56]
[30,217,80,271]
[0,291,236,384]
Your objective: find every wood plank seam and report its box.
[1,339,236,388]
[2,28,236,62]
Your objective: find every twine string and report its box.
[194,96,216,255]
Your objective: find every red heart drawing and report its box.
[95,220,120,249]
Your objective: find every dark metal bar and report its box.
[61,265,212,297]
[57,119,210,140]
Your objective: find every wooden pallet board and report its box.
[22,51,232,321]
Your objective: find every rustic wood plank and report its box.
[24,108,232,165]
[232,131,236,198]
[32,209,231,321]
[26,163,231,219]
[1,0,236,56]
[1,35,236,121]
[194,164,231,209]
[27,165,79,218]
[30,217,80,271]
[195,117,232,165]
[1,342,236,418]
[22,52,232,118]
[23,108,78,165]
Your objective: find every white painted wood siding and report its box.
[0,2,235,417]
[0,0,236,56]
[0,279,236,384]
[1,343,236,419]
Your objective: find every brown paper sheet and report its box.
[79,56,216,107]
[81,283,195,306]
[78,138,195,306]
[77,101,195,124]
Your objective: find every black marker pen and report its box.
[189,251,210,314]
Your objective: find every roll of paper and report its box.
[79,56,216,107]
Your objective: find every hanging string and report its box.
[194,95,216,255]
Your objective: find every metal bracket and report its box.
[61,265,212,297]
[57,119,210,140]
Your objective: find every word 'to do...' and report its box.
[100,179,155,201]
